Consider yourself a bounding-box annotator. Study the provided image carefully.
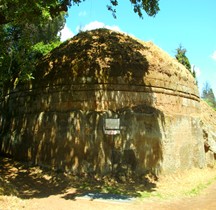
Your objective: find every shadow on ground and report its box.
[0,156,157,200]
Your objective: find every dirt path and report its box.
[24,183,216,210]
[1,157,216,210]
[2,183,216,210]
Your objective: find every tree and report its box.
[202,82,216,109]
[0,0,160,26]
[175,44,191,71]
[0,0,69,25]
[0,14,65,96]
[192,65,196,78]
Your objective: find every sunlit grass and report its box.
[138,168,216,200]
[1,156,216,207]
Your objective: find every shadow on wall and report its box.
[118,105,165,176]
[0,29,165,178]
[0,95,165,178]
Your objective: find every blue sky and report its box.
[61,0,216,96]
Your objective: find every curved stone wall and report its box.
[0,29,206,175]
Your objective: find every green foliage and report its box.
[0,0,160,26]
[192,68,196,78]
[31,41,61,58]
[175,44,191,71]
[0,14,65,97]
[0,0,71,25]
[202,82,216,109]
[108,0,160,18]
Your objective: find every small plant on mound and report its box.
[201,82,216,110]
[175,44,191,71]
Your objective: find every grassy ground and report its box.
[1,157,216,202]
[139,168,216,200]
[1,156,216,210]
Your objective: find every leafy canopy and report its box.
[0,0,160,26]
[0,14,65,93]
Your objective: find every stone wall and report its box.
[0,29,212,176]
[0,82,205,176]
[201,100,216,168]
